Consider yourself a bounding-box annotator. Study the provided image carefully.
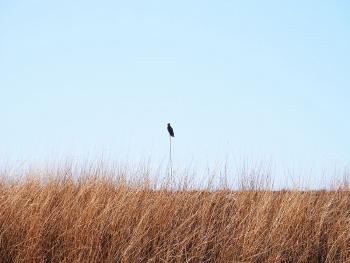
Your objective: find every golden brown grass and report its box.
[0,167,349,262]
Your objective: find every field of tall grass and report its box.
[0,164,349,262]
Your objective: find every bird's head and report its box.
[167,123,170,126]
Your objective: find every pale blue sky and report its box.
[1,1,350,184]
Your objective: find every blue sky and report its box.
[0,1,350,185]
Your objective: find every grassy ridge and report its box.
[0,169,349,262]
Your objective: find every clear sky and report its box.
[1,1,350,186]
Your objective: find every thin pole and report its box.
[169,135,173,179]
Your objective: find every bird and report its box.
[167,123,175,137]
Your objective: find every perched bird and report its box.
[167,123,175,137]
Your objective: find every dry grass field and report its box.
[0,166,349,262]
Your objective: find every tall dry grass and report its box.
[0,165,349,262]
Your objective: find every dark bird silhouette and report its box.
[167,123,175,137]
